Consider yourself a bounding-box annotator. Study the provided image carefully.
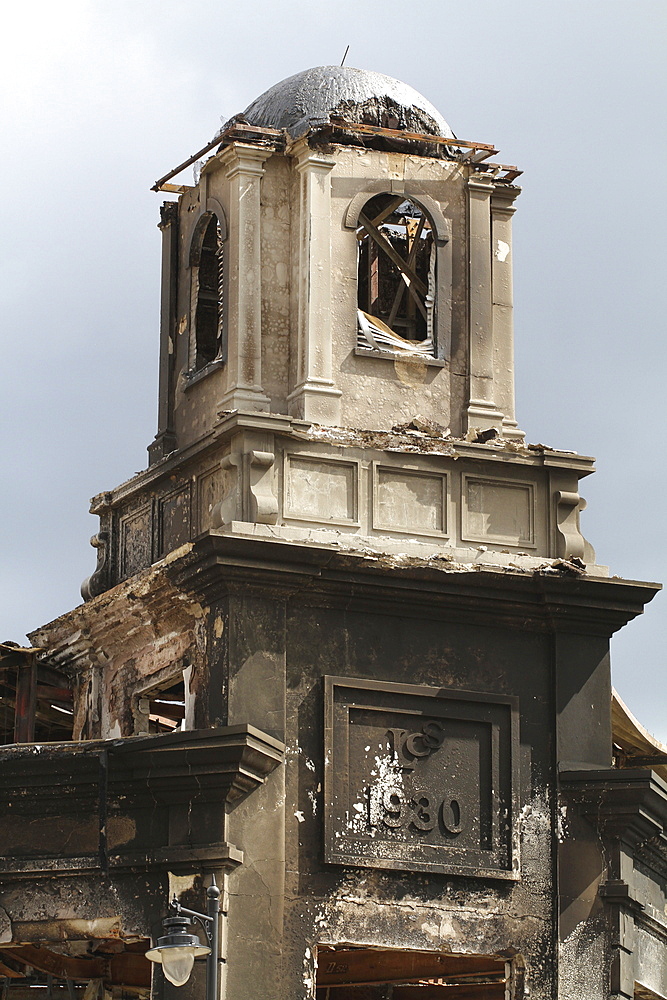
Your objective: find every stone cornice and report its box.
[165,534,659,635]
[89,412,597,515]
[561,768,667,855]
[0,725,284,879]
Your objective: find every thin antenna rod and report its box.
[340,45,350,67]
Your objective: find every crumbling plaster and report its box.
[30,558,208,740]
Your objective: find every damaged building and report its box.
[1,65,666,999]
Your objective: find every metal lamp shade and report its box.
[146,916,211,987]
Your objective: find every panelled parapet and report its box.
[84,410,600,600]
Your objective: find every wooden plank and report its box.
[108,952,151,987]
[1,947,105,982]
[0,960,25,978]
[229,122,283,137]
[317,948,504,988]
[36,687,72,703]
[1,947,150,988]
[328,116,497,152]
[358,213,428,297]
[369,195,405,228]
[13,660,36,743]
[152,121,283,191]
[393,985,505,999]
[319,986,504,1000]
[388,214,426,328]
[154,182,193,194]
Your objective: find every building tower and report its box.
[1,67,666,1000]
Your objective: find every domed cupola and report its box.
[239,65,454,139]
[148,62,526,482]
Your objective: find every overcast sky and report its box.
[1,0,665,740]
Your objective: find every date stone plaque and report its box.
[324,677,520,878]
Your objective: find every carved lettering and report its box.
[381,786,404,828]
[368,786,463,837]
[441,798,463,835]
[387,720,445,769]
[410,791,436,832]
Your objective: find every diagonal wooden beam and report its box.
[358,212,428,297]
[388,214,426,328]
[369,195,404,228]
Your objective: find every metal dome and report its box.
[240,66,453,140]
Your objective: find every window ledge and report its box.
[183,358,225,390]
[354,347,447,368]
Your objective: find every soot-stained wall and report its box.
[211,545,622,1000]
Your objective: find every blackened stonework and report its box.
[2,65,665,1000]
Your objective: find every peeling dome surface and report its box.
[240,66,453,140]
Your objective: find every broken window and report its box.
[356,194,436,357]
[0,643,73,745]
[190,212,225,371]
[134,673,187,735]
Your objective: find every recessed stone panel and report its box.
[285,455,358,524]
[196,466,224,533]
[374,466,447,535]
[120,505,153,579]
[158,485,191,557]
[324,677,520,878]
[463,476,534,546]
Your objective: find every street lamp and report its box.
[146,876,220,1000]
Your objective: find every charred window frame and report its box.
[133,667,191,736]
[189,210,227,372]
[356,194,437,357]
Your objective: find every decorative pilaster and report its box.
[148,201,179,463]
[287,148,342,425]
[219,144,271,413]
[491,188,525,441]
[465,177,506,434]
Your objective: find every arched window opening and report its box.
[356,194,436,357]
[192,213,224,370]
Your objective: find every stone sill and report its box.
[354,347,447,367]
[183,358,225,390]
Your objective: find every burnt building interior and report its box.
[1,65,666,1000]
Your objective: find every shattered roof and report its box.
[240,65,454,140]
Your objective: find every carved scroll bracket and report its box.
[245,449,278,524]
[81,531,110,602]
[555,490,595,563]
[211,440,278,528]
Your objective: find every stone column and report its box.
[287,147,342,425]
[219,144,271,413]
[465,176,506,434]
[148,201,178,463]
[491,188,525,441]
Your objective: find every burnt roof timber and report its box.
[152,117,502,192]
[327,116,497,151]
[151,122,284,191]
[0,946,150,988]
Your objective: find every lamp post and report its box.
[146,876,221,1000]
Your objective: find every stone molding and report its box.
[0,725,285,879]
